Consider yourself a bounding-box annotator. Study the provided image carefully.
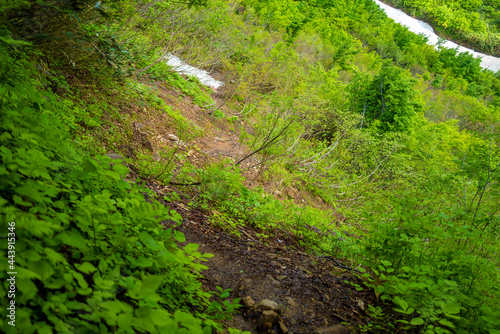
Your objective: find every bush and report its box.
[0,41,229,334]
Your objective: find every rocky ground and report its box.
[148,191,382,334]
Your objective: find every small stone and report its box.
[120,145,134,158]
[142,139,154,152]
[104,153,130,175]
[214,136,225,142]
[255,299,280,314]
[313,324,349,334]
[105,153,128,167]
[168,134,180,141]
[257,310,279,331]
[187,150,195,157]
[106,153,125,161]
[242,296,255,308]
[135,123,144,129]
[279,321,289,334]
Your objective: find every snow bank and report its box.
[372,0,500,72]
[164,54,224,89]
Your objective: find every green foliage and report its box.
[3,0,500,333]
[383,0,500,56]
[358,305,395,333]
[352,62,421,132]
[177,162,348,251]
[0,42,233,333]
[206,286,242,321]
[358,198,500,333]
[149,62,214,107]
[433,47,482,82]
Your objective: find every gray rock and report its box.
[167,134,180,141]
[257,310,279,331]
[106,153,125,161]
[242,296,255,308]
[255,299,280,314]
[142,139,154,152]
[279,320,289,333]
[106,153,127,166]
[314,324,349,334]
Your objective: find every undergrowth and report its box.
[0,36,245,334]
[2,0,500,333]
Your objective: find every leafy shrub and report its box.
[358,198,500,334]
[352,62,421,132]
[0,41,231,334]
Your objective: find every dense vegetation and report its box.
[1,0,499,333]
[380,0,500,57]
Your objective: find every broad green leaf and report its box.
[75,262,98,274]
[174,230,186,242]
[143,275,163,291]
[56,229,89,251]
[135,256,153,267]
[139,231,160,250]
[17,266,41,280]
[44,248,66,264]
[174,310,203,329]
[31,260,54,279]
[17,278,38,303]
[73,271,88,288]
[184,243,199,253]
[20,249,41,262]
[0,36,32,46]
[150,309,171,326]
[438,319,455,328]
[395,297,408,311]
[13,195,32,207]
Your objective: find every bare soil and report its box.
[145,190,384,334]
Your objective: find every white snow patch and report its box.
[372,0,500,72]
[164,54,224,89]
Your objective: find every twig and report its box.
[319,255,362,273]
[168,181,202,186]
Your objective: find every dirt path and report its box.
[155,197,380,334]
[134,75,384,333]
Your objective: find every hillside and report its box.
[1,0,499,333]
[378,0,500,57]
